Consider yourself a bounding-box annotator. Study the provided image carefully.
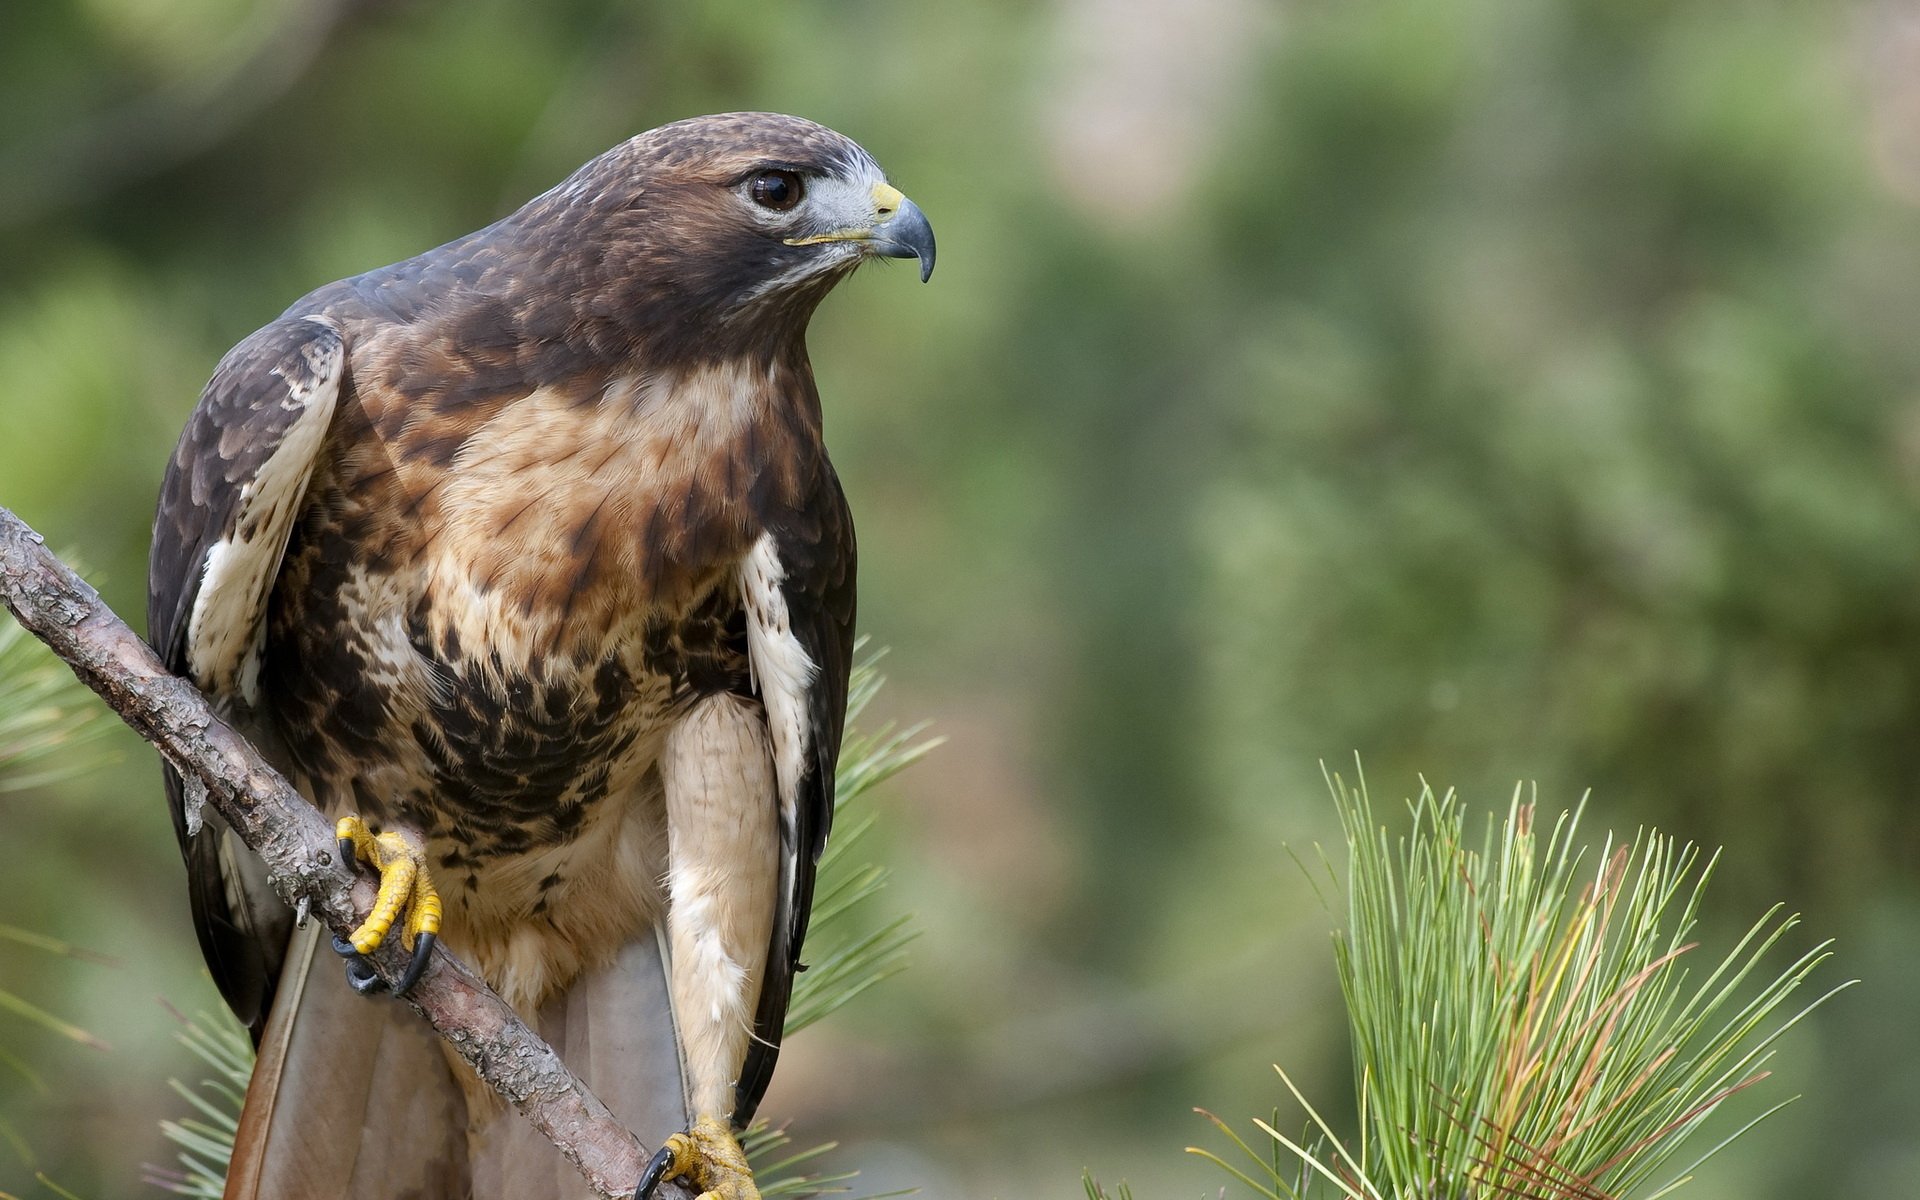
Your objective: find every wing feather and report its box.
[733,469,855,1126]
[148,315,344,1036]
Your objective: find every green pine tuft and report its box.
[1195,768,1850,1200]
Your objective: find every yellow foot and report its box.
[332,815,442,995]
[633,1114,759,1200]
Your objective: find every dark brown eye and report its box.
[748,170,804,211]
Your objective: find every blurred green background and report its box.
[3,0,1917,1195]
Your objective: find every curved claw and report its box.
[635,1118,754,1200]
[344,957,388,995]
[332,937,390,994]
[634,1144,680,1200]
[395,930,436,995]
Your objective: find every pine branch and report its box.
[0,504,689,1200]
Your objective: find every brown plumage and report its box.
[146,113,932,1199]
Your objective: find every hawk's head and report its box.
[522,112,934,358]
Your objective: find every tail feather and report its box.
[227,923,468,1199]
[469,928,691,1196]
[229,924,690,1200]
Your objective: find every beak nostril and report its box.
[870,182,907,221]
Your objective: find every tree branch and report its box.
[0,505,691,1200]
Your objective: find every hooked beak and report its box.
[785,182,937,282]
[867,185,936,282]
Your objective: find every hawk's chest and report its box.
[397,367,782,658]
[268,533,749,860]
[264,364,786,849]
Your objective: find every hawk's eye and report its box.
[748,170,804,212]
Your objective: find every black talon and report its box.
[634,1144,678,1200]
[332,934,389,995]
[338,837,357,869]
[395,930,436,995]
[343,954,389,995]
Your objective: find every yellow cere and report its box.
[870,182,905,217]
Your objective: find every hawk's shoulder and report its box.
[149,314,344,696]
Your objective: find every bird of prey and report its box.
[146,112,933,1200]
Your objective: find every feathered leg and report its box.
[645,693,780,1200]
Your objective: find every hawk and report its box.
[146,113,933,1200]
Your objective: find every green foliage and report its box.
[1081,1172,1134,1200]
[141,1015,250,1200]
[0,620,110,796]
[1193,774,1847,1200]
[787,646,937,1036]
[0,921,114,1119]
[1183,0,1920,924]
[148,648,933,1197]
[0,602,115,1200]
[0,616,109,1079]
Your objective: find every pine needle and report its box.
[0,615,114,794]
[1195,770,1849,1200]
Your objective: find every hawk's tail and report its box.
[466,931,692,1194]
[225,923,467,1197]
[226,925,691,1200]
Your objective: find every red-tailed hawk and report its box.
[146,112,933,1200]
